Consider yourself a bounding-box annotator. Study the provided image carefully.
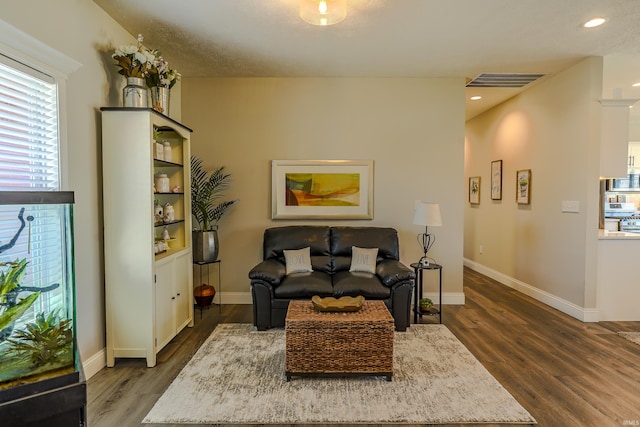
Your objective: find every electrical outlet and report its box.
[479,245,483,254]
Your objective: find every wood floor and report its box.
[86,268,640,427]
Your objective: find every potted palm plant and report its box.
[191,155,237,262]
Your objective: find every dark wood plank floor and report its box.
[86,267,640,427]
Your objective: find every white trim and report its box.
[464,258,599,322]
[219,292,253,305]
[0,19,81,78]
[82,348,106,380]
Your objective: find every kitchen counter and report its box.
[597,233,640,321]
[598,229,640,239]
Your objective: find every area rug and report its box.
[143,323,536,424]
[619,332,640,346]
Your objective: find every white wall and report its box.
[0,1,182,377]
[182,77,466,304]
[464,58,603,319]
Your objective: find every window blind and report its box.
[0,56,59,191]
[0,56,67,331]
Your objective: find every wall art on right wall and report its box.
[516,169,531,204]
[491,160,502,200]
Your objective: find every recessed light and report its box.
[633,82,640,87]
[470,96,482,101]
[583,17,606,28]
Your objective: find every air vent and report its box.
[466,73,546,88]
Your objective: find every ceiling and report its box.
[94,0,640,119]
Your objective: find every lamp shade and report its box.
[300,0,347,26]
[413,202,442,227]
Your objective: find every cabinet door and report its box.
[174,251,193,330]
[155,259,175,351]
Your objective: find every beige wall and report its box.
[464,57,603,316]
[182,77,466,304]
[0,1,184,376]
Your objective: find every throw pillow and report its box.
[350,246,378,274]
[283,247,313,275]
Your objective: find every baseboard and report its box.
[420,292,465,305]
[222,292,465,306]
[217,291,252,305]
[464,258,599,322]
[82,347,106,380]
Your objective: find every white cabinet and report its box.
[155,251,193,350]
[101,108,194,367]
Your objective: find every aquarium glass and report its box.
[0,192,76,390]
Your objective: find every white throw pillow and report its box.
[349,246,378,274]
[283,247,313,275]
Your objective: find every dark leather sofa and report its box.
[249,226,415,331]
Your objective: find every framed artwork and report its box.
[469,176,480,204]
[491,160,502,200]
[516,169,531,204]
[271,159,374,219]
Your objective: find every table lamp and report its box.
[413,201,442,266]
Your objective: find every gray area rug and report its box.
[143,323,536,424]
[619,332,640,346]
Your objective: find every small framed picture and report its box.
[491,160,502,200]
[469,176,480,204]
[516,169,531,204]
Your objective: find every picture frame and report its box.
[516,169,531,204]
[491,160,502,200]
[271,159,374,219]
[469,176,480,204]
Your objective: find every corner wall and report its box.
[182,77,466,304]
[464,58,603,319]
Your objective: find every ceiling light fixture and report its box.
[470,96,482,101]
[633,82,640,87]
[583,17,606,28]
[300,0,347,26]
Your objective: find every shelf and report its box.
[415,307,440,316]
[154,158,183,168]
[154,192,184,195]
[154,246,188,260]
[154,219,184,228]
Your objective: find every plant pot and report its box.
[150,86,170,115]
[192,230,219,263]
[194,284,216,307]
[123,77,147,108]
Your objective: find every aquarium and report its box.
[0,191,78,391]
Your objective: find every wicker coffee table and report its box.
[285,300,394,381]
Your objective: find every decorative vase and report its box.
[194,284,216,307]
[150,86,170,115]
[192,230,219,263]
[123,77,148,108]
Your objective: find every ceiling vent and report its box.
[466,73,546,88]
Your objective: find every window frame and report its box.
[0,19,82,190]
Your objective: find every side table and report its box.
[410,262,442,324]
[193,259,221,317]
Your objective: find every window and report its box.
[0,54,66,333]
[0,55,59,190]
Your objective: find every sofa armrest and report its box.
[376,259,415,287]
[249,259,286,286]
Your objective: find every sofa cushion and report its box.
[331,227,399,272]
[263,226,332,273]
[283,247,313,275]
[349,246,378,273]
[332,271,391,299]
[273,271,334,298]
